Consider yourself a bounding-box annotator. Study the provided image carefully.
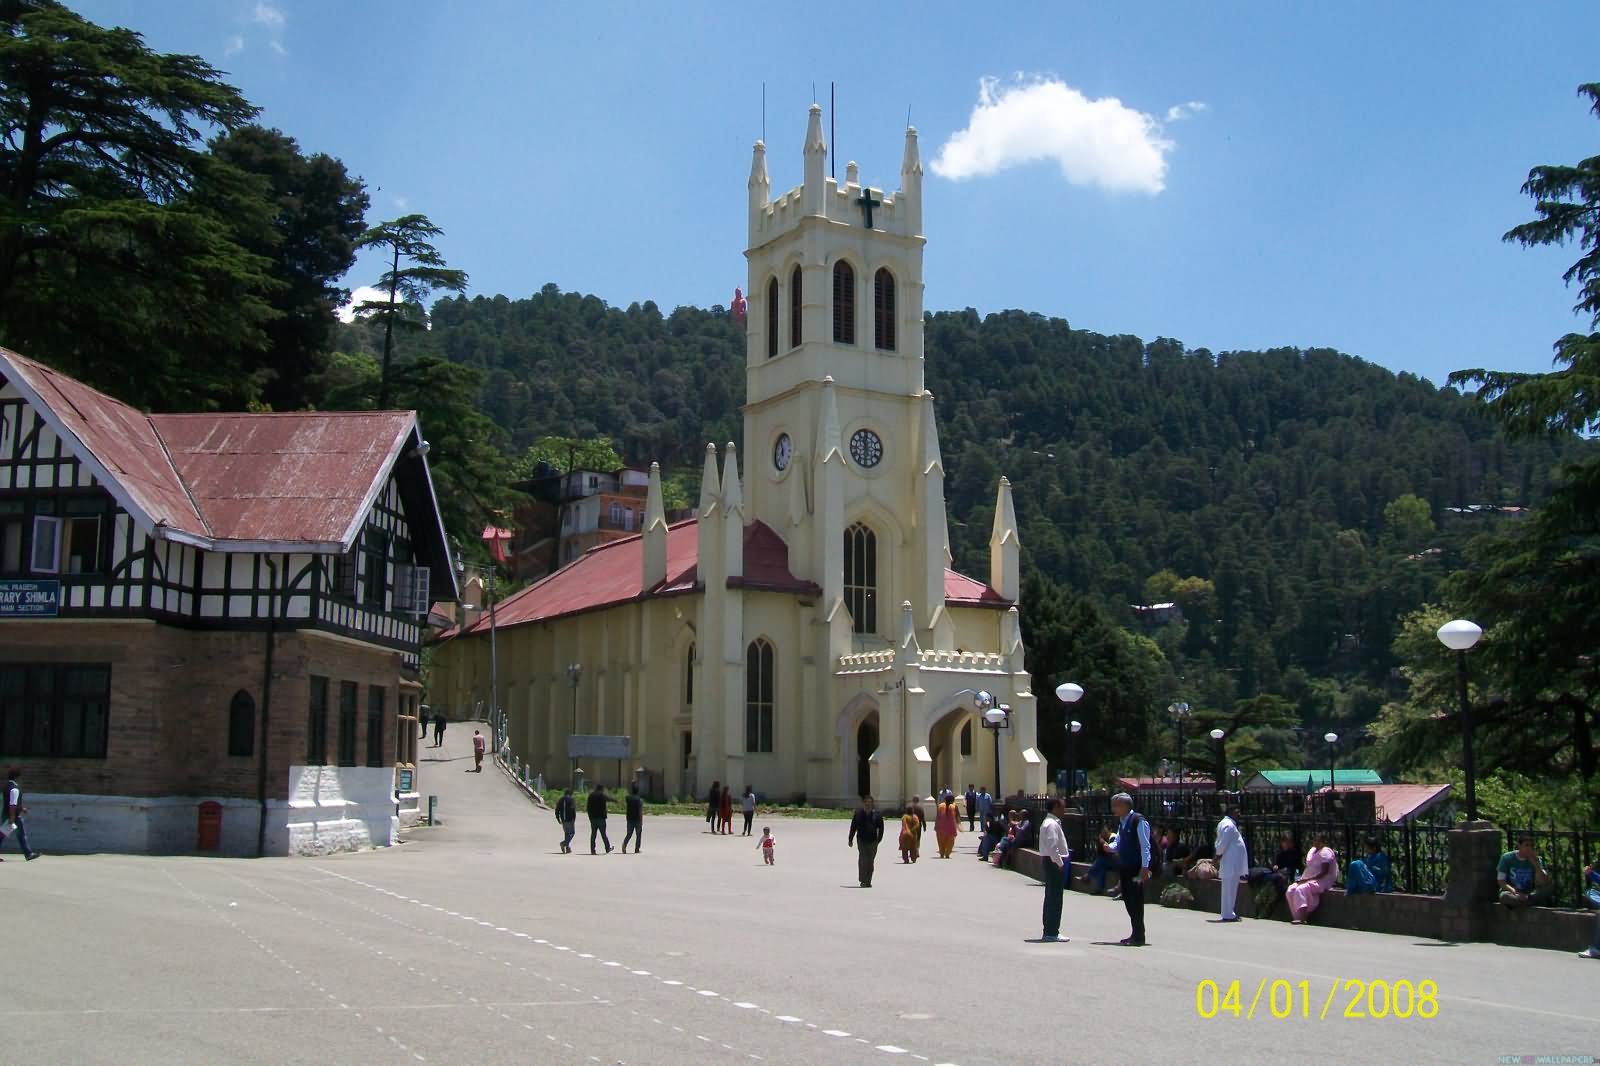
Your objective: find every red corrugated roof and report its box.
[0,346,422,550]
[943,567,1011,608]
[453,518,1009,635]
[1319,783,1452,824]
[152,412,413,544]
[1,347,208,536]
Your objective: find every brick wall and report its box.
[1,621,403,802]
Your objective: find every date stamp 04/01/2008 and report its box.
[1194,978,1438,1021]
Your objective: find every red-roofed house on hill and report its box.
[0,346,457,855]
[426,111,1044,805]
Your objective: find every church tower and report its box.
[742,106,946,641]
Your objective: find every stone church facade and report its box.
[430,107,1043,805]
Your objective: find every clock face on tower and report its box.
[849,429,883,469]
[773,433,792,472]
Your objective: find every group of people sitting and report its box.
[976,806,1037,868]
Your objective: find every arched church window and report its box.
[844,522,878,635]
[685,642,695,706]
[745,638,774,753]
[766,276,779,358]
[832,261,856,344]
[874,268,896,351]
[228,689,255,757]
[789,266,803,349]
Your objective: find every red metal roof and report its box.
[454,518,1009,635]
[1319,783,1453,824]
[0,346,424,551]
[943,567,1012,609]
[151,412,413,545]
[1,347,208,536]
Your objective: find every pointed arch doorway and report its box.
[855,713,879,798]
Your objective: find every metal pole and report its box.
[992,724,1002,800]
[1065,730,1074,800]
[486,566,499,754]
[570,681,579,786]
[1176,718,1184,789]
[1329,739,1336,797]
[1458,650,1476,822]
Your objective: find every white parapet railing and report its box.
[916,648,1007,672]
[836,649,897,675]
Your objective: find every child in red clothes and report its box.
[757,826,775,865]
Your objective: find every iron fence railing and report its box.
[1503,825,1600,909]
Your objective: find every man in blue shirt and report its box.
[1110,792,1151,946]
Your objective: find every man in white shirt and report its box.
[1213,805,1248,922]
[1,768,39,861]
[1036,797,1071,942]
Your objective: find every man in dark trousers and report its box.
[1110,791,1152,946]
[964,784,979,832]
[554,788,577,853]
[419,705,430,739]
[847,794,885,888]
[1,768,38,861]
[621,782,644,853]
[586,785,613,855]
[433,715,446,748]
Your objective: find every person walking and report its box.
[419,705,430,739]
[621,782,644,853]
[964,784,979,833]
[935,793,959,858]
[1213,805,1248,922]
[848,795,886,888]
[758,826,776,865]
[977,786,993,833]
[1110,792,1151,946]
[472,729,487,772]
[718,783,734,835]
[433,715,446,748]
[555,788,577,853]
[1,769,38,861]
[587,784,613,854]
[741,786,756,836]
[706,780,722,834]
[898,802,920,864]
[909,799,926,862]
[1036,797,1070,941]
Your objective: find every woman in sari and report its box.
[909,800,926,863]
[718,784,734,835]
[1286,832,1339,924]
[899,804,921,863]
[934,795,959,858]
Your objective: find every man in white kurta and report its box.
[1214,806,1249,921]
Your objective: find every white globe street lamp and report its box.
[1436,619,1484,820]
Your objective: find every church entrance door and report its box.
[856,714,879,798]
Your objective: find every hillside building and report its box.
[0,348,455,854]
[428,107,1044,805]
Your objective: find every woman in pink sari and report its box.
[934,796,959,858]
[1286,832,1339,924]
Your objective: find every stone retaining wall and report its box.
[1008,847,1594,954]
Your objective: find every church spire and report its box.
[698,443,721,515]
[748,140,769,243]
[641,461,667,593]
[918,391,949,624]
[721,442,744,580]
[803,103,827,215]
[900,126,923,236]
[989,475,1019,602]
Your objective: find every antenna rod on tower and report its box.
[831,81,836,181]
[762,82,766,142]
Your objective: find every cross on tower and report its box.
[856,187,881,229]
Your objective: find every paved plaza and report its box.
[4,731,1597,1066]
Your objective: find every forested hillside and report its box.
[360,285,1581,775]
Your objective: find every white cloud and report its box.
[337,285,391,324]
[393,195,409,209]
[932,76,1199,195]
[251,1,285,30]
[1165,101,1210,123]
[223,33,244,57]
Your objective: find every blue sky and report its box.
[74,1,1600,384]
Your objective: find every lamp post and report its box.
[1229,766,1241,792]
[1167,700,1191,786]
[1437,618,1484,821]
[1324,731,1339,797]
[1055,682,1085,799]
[976,690,1009,798]
[566,662,582,785]
[1209,728,1226,790]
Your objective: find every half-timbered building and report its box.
[0,347,457,855]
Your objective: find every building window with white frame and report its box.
[844,522,878,635]
[745,638,774,753]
